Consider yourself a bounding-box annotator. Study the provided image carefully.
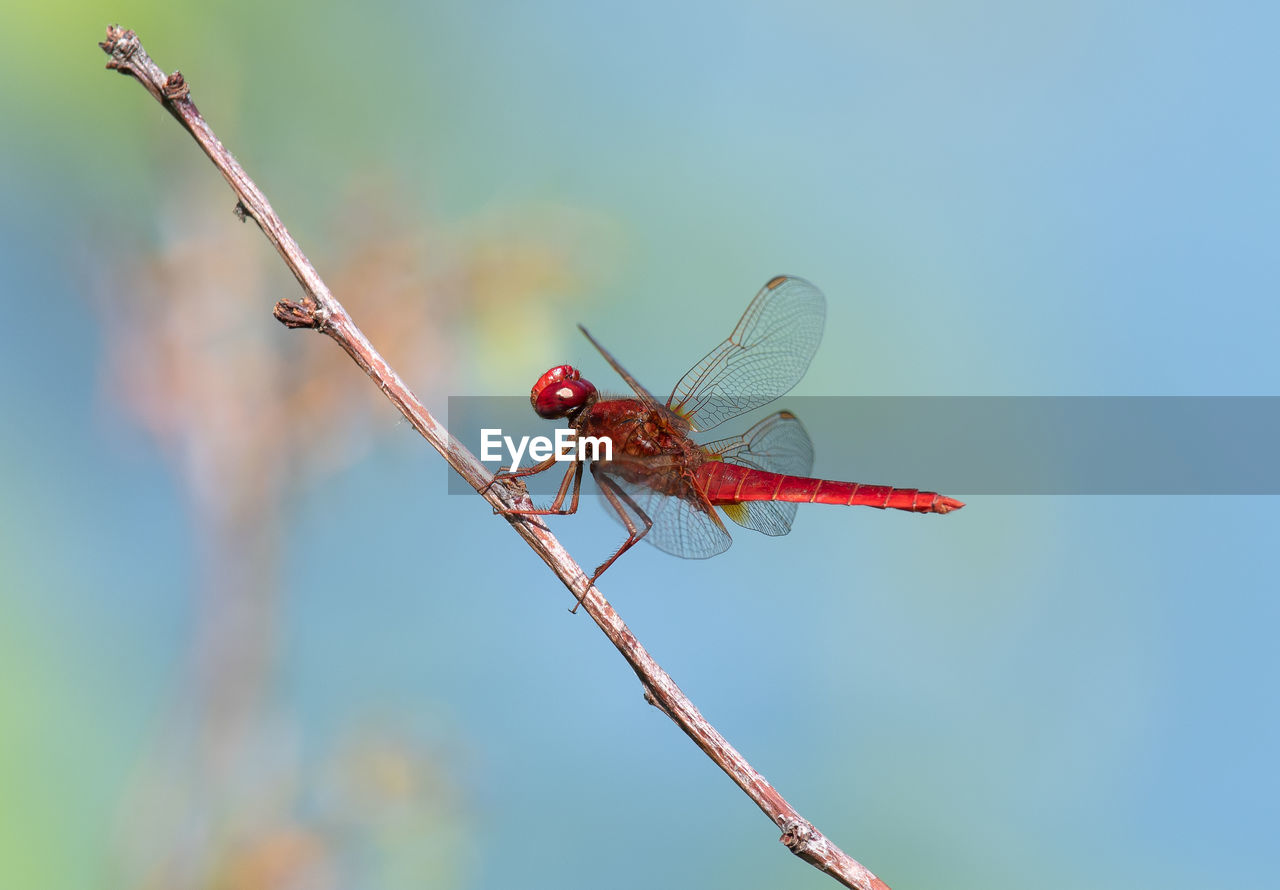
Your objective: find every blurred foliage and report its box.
[87,150,600,889]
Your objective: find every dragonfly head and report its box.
[531,364,597,419]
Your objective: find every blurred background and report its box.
[2,2,1276,888]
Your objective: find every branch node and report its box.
[642,685,672,715]
[779,817,818,854]
[274,299,319,329]
[233,200,268,235]
[163,71,189,101]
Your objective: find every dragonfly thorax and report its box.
[530,364,598,419]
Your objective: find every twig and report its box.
[98,26,892,890]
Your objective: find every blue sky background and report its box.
[2,3,1276,888]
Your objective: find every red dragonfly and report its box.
[495,275,962,585]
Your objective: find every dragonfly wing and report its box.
[578,325,663,412]
[701,411,816,537]
[668,275,826,432]
[702,410,815,477]
[599,470,733,560]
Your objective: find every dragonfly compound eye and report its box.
[530,365,577,403]
[531,366,596,418]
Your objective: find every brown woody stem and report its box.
[98,26,891,890]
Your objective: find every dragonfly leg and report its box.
[482,455,558,497]
[489,458,584,517]
[574,470,653,613]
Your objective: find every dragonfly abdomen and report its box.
[699,464,963,515]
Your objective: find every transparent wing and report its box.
[596,468,733,560]
[701,411,815,538]
[667,275,826,432]
[702,410,815,477]
[578,325,662,411]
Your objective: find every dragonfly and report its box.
[493,274,963,588]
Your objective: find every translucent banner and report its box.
[446,396,1280,495]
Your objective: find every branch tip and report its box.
[100,25,138,70]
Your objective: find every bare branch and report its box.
[99,26,892,890]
